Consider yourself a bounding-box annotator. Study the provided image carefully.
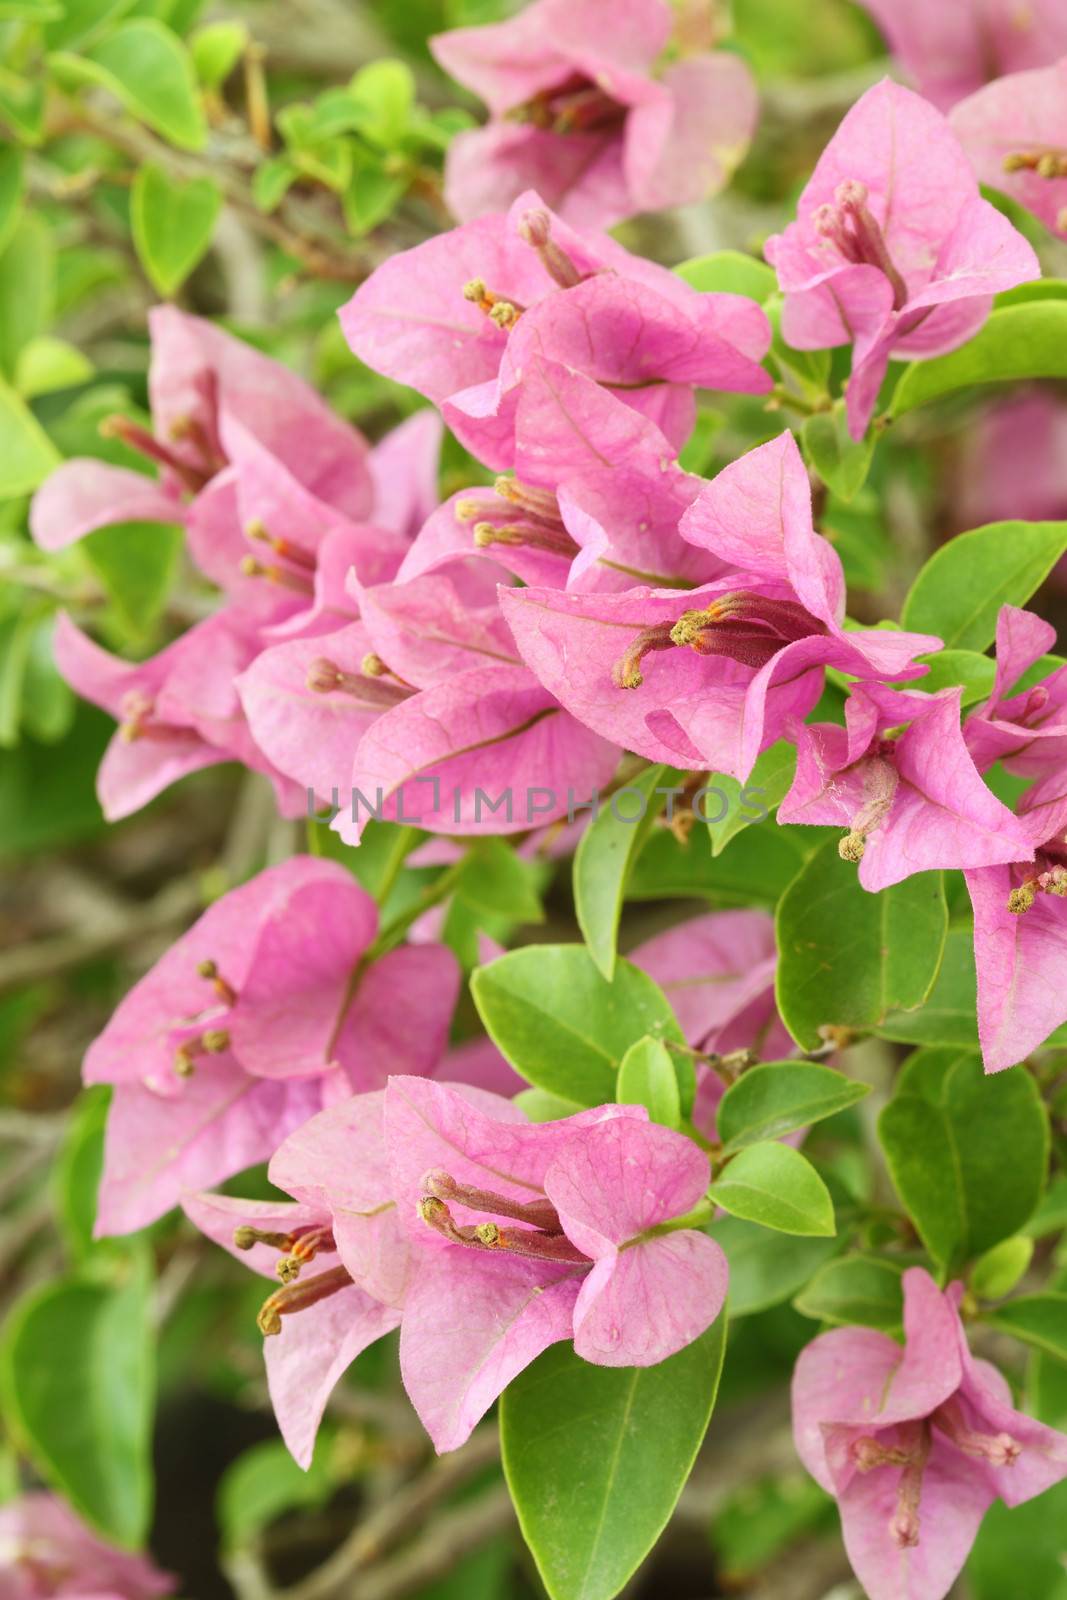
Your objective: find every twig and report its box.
[0,876,203,993]
[279,1428,501,1600]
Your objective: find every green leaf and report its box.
[15,335,94,398]
[970,1237,1034,1302]
[0,1272,155,1544]
[0,377,61,498]
[876,929,987,1048]
[574,763,672,978]
[0,144,22,259]
[704,742,795,857]
[907,648,997,706]
[983,1294,1067,1361]
[709,1216,841,1316]
[456,838,543,925]
[901,520,1067,652]
[501,1318,727,1600]
[52,1087,109,1260]
[131,163,220,295]
[189,19,247,87]
[674,249,776,301]
[717,1062,870,1153]
[471,945,684,1106]
[801,404,875,501]
[0,213,55,379]
[252,155,298,212]
[891,302,1067,418]
[348,59,415,145]
[775,839,948,1051]
[878,1053,1048,1270]
[342,146,406,235]
[82,520,184,636]
[709,1142,836,1237]
[616,1035,682,1128]
[52,21,207,151]
[793,1254,904,1332]
[217,1437,334,1550]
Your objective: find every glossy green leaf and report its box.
[217,1437,334,1551]
[717,1061,869,1153]
[983,1295,1067,1361]
[901,520,1067,651]
[704,742,795,856]
[970,1237,1034,1302]
[52,21,207,151]
[674,249,776,301]
[710,1215,841,1316]
[574,763,672,978]
[0,212,54,378]
[801,404,875,501]
[891,302,1067,418]
[190,20,247,87]
[82,520,184,636]
[616,1035,682,1128]
[0,377,61,498]
[131,163,221,295]
[501,1318,727,1600]
[456,838,543,925]
[775,838,948,1051]
[0,144,22,258]
[471,945,684,1105]
[793,1254,904,1332]
[908,648,997,705]
[709,1142,836,1237]
[0,1271,155,1544]
[878,1052,1048,1270]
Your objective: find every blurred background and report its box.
[2,2,1067,1596]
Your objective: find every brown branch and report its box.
[279,1427,501,1600]
[51,95,378,284]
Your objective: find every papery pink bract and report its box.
[779,681,1035,891]
[340,190,771,469]
[432,0,757,228]
[182,1187,400,1469]
[85,858,458,1230]
[856,0,1067,112]
[764,80,1040,438]
[964,603,1067,776]
[0,1492,174,1599]
[793,1266,1067,1600]
[501,432,941,776]
[952,59,1067,242]
[966,765,1067,1071]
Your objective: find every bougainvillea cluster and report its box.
[17,3,1067,1597]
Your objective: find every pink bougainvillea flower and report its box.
[85,858,458,1231]
[779,680,1035,892]
[31,306,375,553]
[0,1492,174,1599]
[399,359,723,596]
[856,0,1067,112]
[183,1184,400,1469]
[793,1265,1067,1600]
[764,80,1040,439]
[431,0,758,228]
[953,390,1067,532]
[964,604,1067,776]
[386,1076,726,1449]
[501,432,941,776]
[965,766,1067,1071]
[952,57,1067,241]
[52,609,303,821]
[340,190,771,469]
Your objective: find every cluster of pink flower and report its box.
[30,3,1067,1595]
